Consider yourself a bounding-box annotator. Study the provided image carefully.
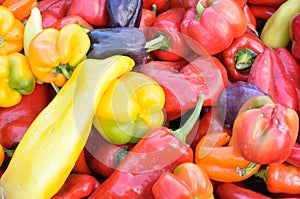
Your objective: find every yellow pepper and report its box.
[93,71,165,145]
[0,55,135,199]
[0,52,35,107]
[0,5,24,55]
[28,23,90,88]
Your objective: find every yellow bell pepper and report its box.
[0,52,35,107]
[0,5,24,55]
[0,55,135,199]
[93,71,165,145]
[28,23,90,88]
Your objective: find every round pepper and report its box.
[93,71,165,145]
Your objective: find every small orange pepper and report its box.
[2,0,38,22]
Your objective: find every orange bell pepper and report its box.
[0,6,24,55]
[2,0,38,22]
[195,132,260,182]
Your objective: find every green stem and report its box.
[51,82,60,93]
[171,92,205,144]
[151,4,157,15]
[145,32,170,53]
[0,36,4,47]
[236,162,258,176]
[235,48,257,71]
[115,146,131,166]
[255,166,269,183]
[195,1,205,20]
[58,64,71,79]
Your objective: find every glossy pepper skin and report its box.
[232,95,299,164]
[248,4,276,21]
[195,132,260,182]
[0,55,135,198]
[106,0,143,28]
[222,29,266,81]
[180,0,247,55]
[256,163,300,194]
[2,0,38,22]
[143,0,169,14]
[88,93,204,199]
[0,52,35,107]
[152,162,214,199]
[0,6,24,55]
[28,23,90,87]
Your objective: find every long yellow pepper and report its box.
[0,55,135,198]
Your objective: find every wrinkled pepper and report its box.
[88,93,204,199]
[232,95,299,164]
[195,132,260,182]
[93,71,165,145]
[222,29,266,81]
[28,23,90,88]
[0,6,24,55]
[260,0,300,49]
[290,13,300,62]
[0,55,135,198]
[0,52,35,107]
[2,0,38,22]
[256,163,300,194]
[152,162,214,199]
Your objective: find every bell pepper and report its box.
[0,83,55,149]
[152,162,214,199]
[232,95,299,164]
[222,29,266,81]
[286,143,300,167]
[290,13,300,62]
[0,52,35,107]
[143,0,169,14]
[67,0,108,27]
[248,47,299,112]
[248,0,287,7]
[248,4,277,20]
[260,0,300,49]
[93,71,165,145]
[51,173,100,199]
[0,6,24,55]
[195,131,260,182]
[88,93,204,199]
[50,15,94,31]
[2,0,38,22]
[180,0,247,55]
[256,162,300,194]
[0,55,135,198]
[28,23,91,88]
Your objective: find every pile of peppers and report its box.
[0,0,300,198]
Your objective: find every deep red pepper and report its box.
[242,4,257,29]
[37,0,60,13]
[248,0,287,7]
[142,0,169,14]
[50,15,94,30]
[248,4,277,20]
[169,0,184,8]
[0,83,55,149]
[51,174,100,199]
[40,0,72,19]
[88,93,204,199]
[290,13,300,63]
[71,149,93,175]
[139,8,156,30]
[286,143,300,167]
[222,29,266,82]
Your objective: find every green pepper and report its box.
[93,71,165,145]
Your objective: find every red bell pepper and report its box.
[232,95,299,164]
[50,15,94,31]
[0,83,55,149]
[248,47,299,112]
[222,29,266,81]
[180,0,247,55]
[248,4,277,20]
[152,162,214,199]
[51,173,100,199]
[248,0,287,7]
[88,93,204,199]
[290,12,300,62]
[142,0,169,14]
[286,143,300,167]
[67,0,108,27]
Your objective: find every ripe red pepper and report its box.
[71,149,93,175]
[38,0,59,13]
[67,0,108,27]
[143,0,169,14]
[139,8,156,30]
[286,143,300,167]
[0,83,55,149]
[242,4,257,29]
[248,4,277,20]
[169,0,184,8]
[50,15,94,30]
[180,0,247,55]
[40,0,71,19]
[248,47,299,112]
[41,12,59,28]
[248,0,287,7]
[290,13,300,62]
[222,29,266,81]
[88,93,204,199]
[51,173,100,199]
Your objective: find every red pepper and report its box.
[256,162,300,194]
[248,47,299,112]
[40,0,72,19]
[139,8,156,30]
[0,83,55,149]
[88,93,204,199]
[248,0,287,7]
[71,149,93,175]
[169,0,184,8]
[222,29,266,81]
[51,173,100,199]
[38,0,59,13]
[2,0,38,21]
[67,0,108,27]
[242,4,257,29]
[286,143,300,167]
[216,182,272,199]
[41,12,59,28]
[248,4,277,20]
[142,0,169,14]
[50,15,94,30]
[180,0,247,55]
[290,12,300,62]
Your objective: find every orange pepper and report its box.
[195,132,260,182]
[2,0,38,22]
[0,144,4,166]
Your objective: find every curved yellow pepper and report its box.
[0,52,35,107]
[93,71,165,144]
[28,23,90,87]
[0,5,24,55]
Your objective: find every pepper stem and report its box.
[195,1,205,20]
[115,146,131,166]
[171,92,205,144]
[145,32,170,53]
[236,162,258,176]
[151,4,157,15]
[235,48,257,71]
[255,166,269,183]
